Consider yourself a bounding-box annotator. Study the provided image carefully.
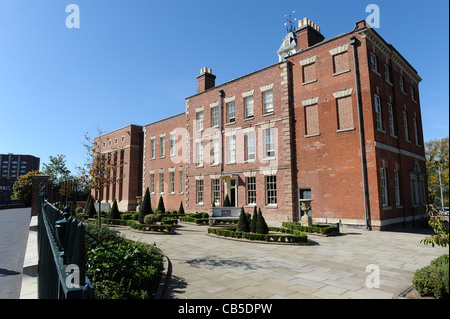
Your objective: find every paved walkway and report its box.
[0,208,32,299]
[13,214,447,299]
[116,222,448,299]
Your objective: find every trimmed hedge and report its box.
[208,227,307,243]
[128,220,174,232]
[180,216,209,224]
[282,222,339,235]
[413,254,449,299]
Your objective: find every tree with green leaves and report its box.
[139,188,152,224]
[421,204,449,248]
[425,137,449,207]
[237,207,250,232]
[42,154,71,185]
[11,170,41,206]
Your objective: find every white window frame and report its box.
[226,102,235,123]
[211,179,220,205]
[388,103,395,136]
[211,106,219,127]
[210,139,219,165]
[150,139,156,159]
[195,141,203,167]
[169,171,175,194]
[178,168,184,194]
[169,133,175,156]
[370,53,378,73]
[159,136,165,157]
[196,180,204,204]
[226,135,236,163]
[380,168,388,207]
[403,111,410,141]
[394,170,401,206]
[244,132,255,162]
[159,172,165,194]
[399,76,405,93]
[374,94,383,131]
[264,128,275,158]
[246,177,256,205]
[149,173,155,194]
[413,118,420,146]
[265,175,277,205]
[244,96,254,119]
[262,90,274,114]
[196,111,204,132]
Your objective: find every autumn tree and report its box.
[425,137,449,207]
[77,129,126,226]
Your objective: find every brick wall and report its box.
[142,113,186,212]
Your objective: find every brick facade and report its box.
[92,18,426,230]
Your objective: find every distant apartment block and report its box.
[0,153,40,200]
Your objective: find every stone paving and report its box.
[116,221,448,299]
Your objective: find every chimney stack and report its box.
[197,67,216,94]
[296,18,324,50]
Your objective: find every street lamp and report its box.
[434,159,445,213]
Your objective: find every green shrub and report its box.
[250,206,257,233]
[143,214,158,225]
[413,264,447,299]
[139,188,153,224]
[223,194,231,207]
[157,196,165,214]
[208,227,307,243]
[109,200,120,220]
[282,222,339,235]
[256,208,269,234]
[132,212,140,221]
[85,236,163,299]
[237,207,250,232]
[178,202,185,214]
[120,213,133,220]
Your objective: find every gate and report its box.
[37,185,94,299]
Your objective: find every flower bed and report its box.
[207,227,307,244]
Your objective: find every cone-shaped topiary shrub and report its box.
[157,196,165,214]
[222,194,231,207]
[139,188,152,224]
[109,199,120,220]
[250,206,258,233]
[256,208,269,234]
[237,207,250,232]
[178,202,185,214]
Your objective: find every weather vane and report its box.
[284,10,297,33]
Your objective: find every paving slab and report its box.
[115,222,448,299]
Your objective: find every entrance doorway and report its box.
[230,179,237,207]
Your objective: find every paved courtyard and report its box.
[116,221,448,299]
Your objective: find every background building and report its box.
[92,18,426,230]
[0,154,40,201]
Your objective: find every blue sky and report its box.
[0,0,448,174]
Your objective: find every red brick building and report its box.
[93,18,426,230]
